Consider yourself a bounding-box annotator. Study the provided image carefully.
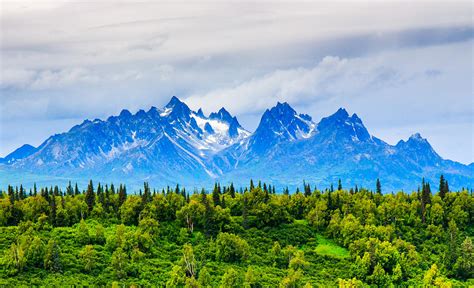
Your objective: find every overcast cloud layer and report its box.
[0,1,473,164]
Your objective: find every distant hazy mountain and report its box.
[0,144,37,164]
[1,97,472,192]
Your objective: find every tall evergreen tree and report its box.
[304,182,312,197]
[74,183,80,196]
[142,182,152,204]
[439,175,447,199]
[66,181,73,196]
[212,183,221,207]
[85,180,95,213]
[175,184,180,195]
[200,188,207,203]
[118,184,127,207]
[41,186,50,203]
[327,190,333,211]
[53,185,59,197]
[104,184,110,210]
[19,184,26,200]
[421,178,432,224]
[376,178,382,195]
[7,185,15,205]
[97,183,106,207]
[229,183,236,198]
[337,179,342,191]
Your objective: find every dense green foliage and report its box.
[0,178,472,287]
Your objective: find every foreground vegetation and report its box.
[0,178,472,287]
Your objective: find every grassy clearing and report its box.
[315,234,350,259]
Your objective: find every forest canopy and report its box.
[0,177,472,287]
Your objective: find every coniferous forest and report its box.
[0,177,472,287]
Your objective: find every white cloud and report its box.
[1,68,98,90]
[0,69,36,88]
[184,56,401,115]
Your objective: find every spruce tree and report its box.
[200,188,207,203]
[421,178,432,224]
[376,178,382,195]
[212,183,221,207]
[41,186,50,203]
[142,182,152,204]
[439,175,447,199]
[98,183,106,207]
[85,180,95,213]
[66,181,73,196]
[8,185,14,204]
[19,184,26,200]
[304,182,312,197]
[74,183,80,196]
[337,179,342,191]
[118,184,127,207]
[175,184,180,195]
[229,183,236,198]
[327,190,333,211]
[53,185,59,197]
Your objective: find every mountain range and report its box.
[1,96,472,192]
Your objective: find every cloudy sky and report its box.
[1,1,473,163]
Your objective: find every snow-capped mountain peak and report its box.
[395,133,441,165]
[317,108,371,142]
[243,102,316,155]
[3,97,472,191]
[209,107,233,123]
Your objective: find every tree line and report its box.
[0,175,472,287]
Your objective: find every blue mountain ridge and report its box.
[0,97,472,192]
[0,144,37,164]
